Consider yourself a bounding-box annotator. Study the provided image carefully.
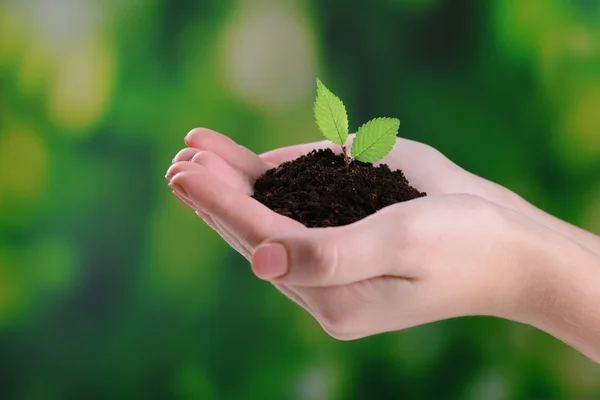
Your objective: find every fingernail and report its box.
[252,243,288,279]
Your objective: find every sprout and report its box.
[314,78,400,168]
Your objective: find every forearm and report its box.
[516,225,600,363]
[474,174,600,256]
[522,199,600,257]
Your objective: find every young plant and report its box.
[314,78,400,168]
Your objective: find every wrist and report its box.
[465,205,555,320]
[514,191,600,257]
[481,209,553,321]
[507,217,600,362]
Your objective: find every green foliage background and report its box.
[1,0,600,398]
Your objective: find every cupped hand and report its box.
[164,128,548,338]
[173,128,600,253]
[167,127,559,243]
[166,127,500,259]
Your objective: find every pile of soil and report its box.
[252,149,426,228]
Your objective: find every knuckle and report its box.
[461,195,503,224]
[191,150,213,164]
[399,212,419,241]
[307,241,339,283]
[170,170,195,188]
[422,143,442,157]
[386,209,421,250]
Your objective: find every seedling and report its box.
[253,79,423,227]
[314,78,400,168]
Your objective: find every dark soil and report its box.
[252,149,426,228]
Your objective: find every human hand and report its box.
[166,129,600,361]
[164,129,539,338]
[169,128,600,254]
[166,127,480,260]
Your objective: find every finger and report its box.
[170,186,222,237]
[172,147,202,163]
[166,161,203,181]
[250,214,404,286]
[191,151,253,194]
[167,157,261,257]
[196,209,219,231]
[166,161,247,250]
[184,128,270,180]
[202,211,252,259]
[166,160,258,258]
[172,189,196,210]
[167,156,251,194]
[167,162,226,234]
[169,168,304,251]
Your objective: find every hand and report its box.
[253,193,547,339]
[168,128,600,254]
[166,129,600,362]
[163,129,536,338]
[166,127,505,261]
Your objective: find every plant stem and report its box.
[341,145,350,169]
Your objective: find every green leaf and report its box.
[314,78,349,146]
[351,117,400,163]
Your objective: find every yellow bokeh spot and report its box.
[567,28,597,56]
[0,5,24,69]
[16,35,55,97]
[219,3,317,111]
[46,35,115,133]
[563,85,600,158]
[0,124,48,200]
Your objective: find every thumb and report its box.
[250,220,399,286]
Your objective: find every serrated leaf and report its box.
[350,117,400,163]
[314,78,349,146]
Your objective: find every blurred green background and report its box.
[1,0,600,398]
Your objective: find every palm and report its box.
[260,134,516,204]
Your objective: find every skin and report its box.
[165,128,600,363]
